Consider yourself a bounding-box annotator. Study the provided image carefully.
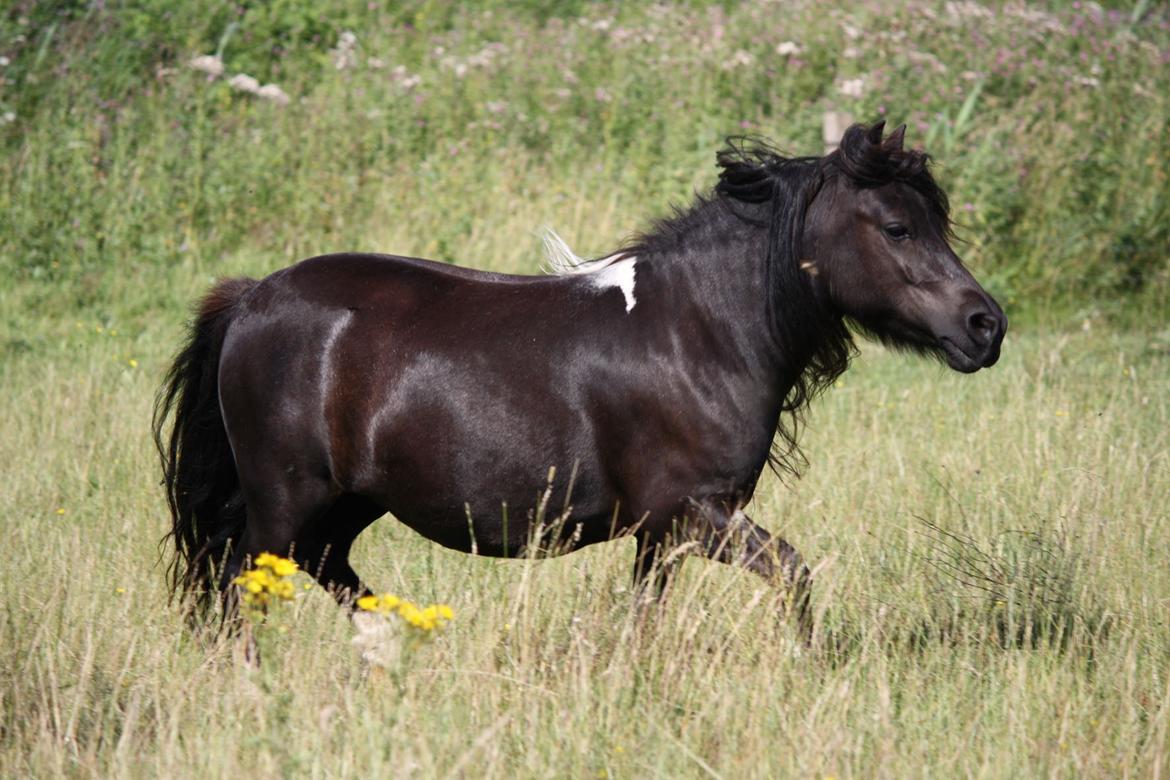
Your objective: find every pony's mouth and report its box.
[848,315,999,374]
[938,337,985,373]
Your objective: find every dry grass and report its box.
[2,313,1167,777]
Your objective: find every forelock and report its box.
[830,123,952,233]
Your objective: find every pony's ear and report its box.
[866,120,887,146]
[885,123,907,151]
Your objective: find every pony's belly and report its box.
[355,391,620,554]
[383,500,621,559]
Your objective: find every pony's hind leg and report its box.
[217,471,338,602]
[218,464,386,615]
[296,494,384,606]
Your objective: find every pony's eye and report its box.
[884,223,911,241]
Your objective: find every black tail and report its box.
[153,277,257,617]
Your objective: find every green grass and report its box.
[2,0,1170,776]
[2,0,1168,316]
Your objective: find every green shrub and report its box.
[2,1,1167,319]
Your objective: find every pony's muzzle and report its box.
[959,294,1007,368]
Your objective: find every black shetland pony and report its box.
[155,122,1005,631]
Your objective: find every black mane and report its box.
[624,122,951,477]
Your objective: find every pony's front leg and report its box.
[684,498,812,641]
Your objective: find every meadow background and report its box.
[2,0,1169,776]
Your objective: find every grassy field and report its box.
[2,323,1168,777]
[3,0,1170,777]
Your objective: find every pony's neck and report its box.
[635,198,834,376]
[631,194,852,475]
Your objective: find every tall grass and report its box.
[2,324,1168,776]
[2,1,1169,776]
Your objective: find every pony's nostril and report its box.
[967,310,997,345]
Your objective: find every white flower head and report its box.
[228,73,260,94]
[257,83,290,105]
[189,54,224,78]
[776,41,802,57]
[722,49,755,70]
[333,30,359,70]
[838,77,865,98]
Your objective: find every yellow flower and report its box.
[270,558,298,577]
[128,358,138,368]
[232,553,300,609]
[355,593,453,635]
[254,552,279,568]
[358,593,404,614]
[55,508,65,516]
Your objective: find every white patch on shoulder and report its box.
[541,228,638,313]
[588,257,637,312]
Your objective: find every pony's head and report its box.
[716,121,1006,374]
[810,121,1006,372]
